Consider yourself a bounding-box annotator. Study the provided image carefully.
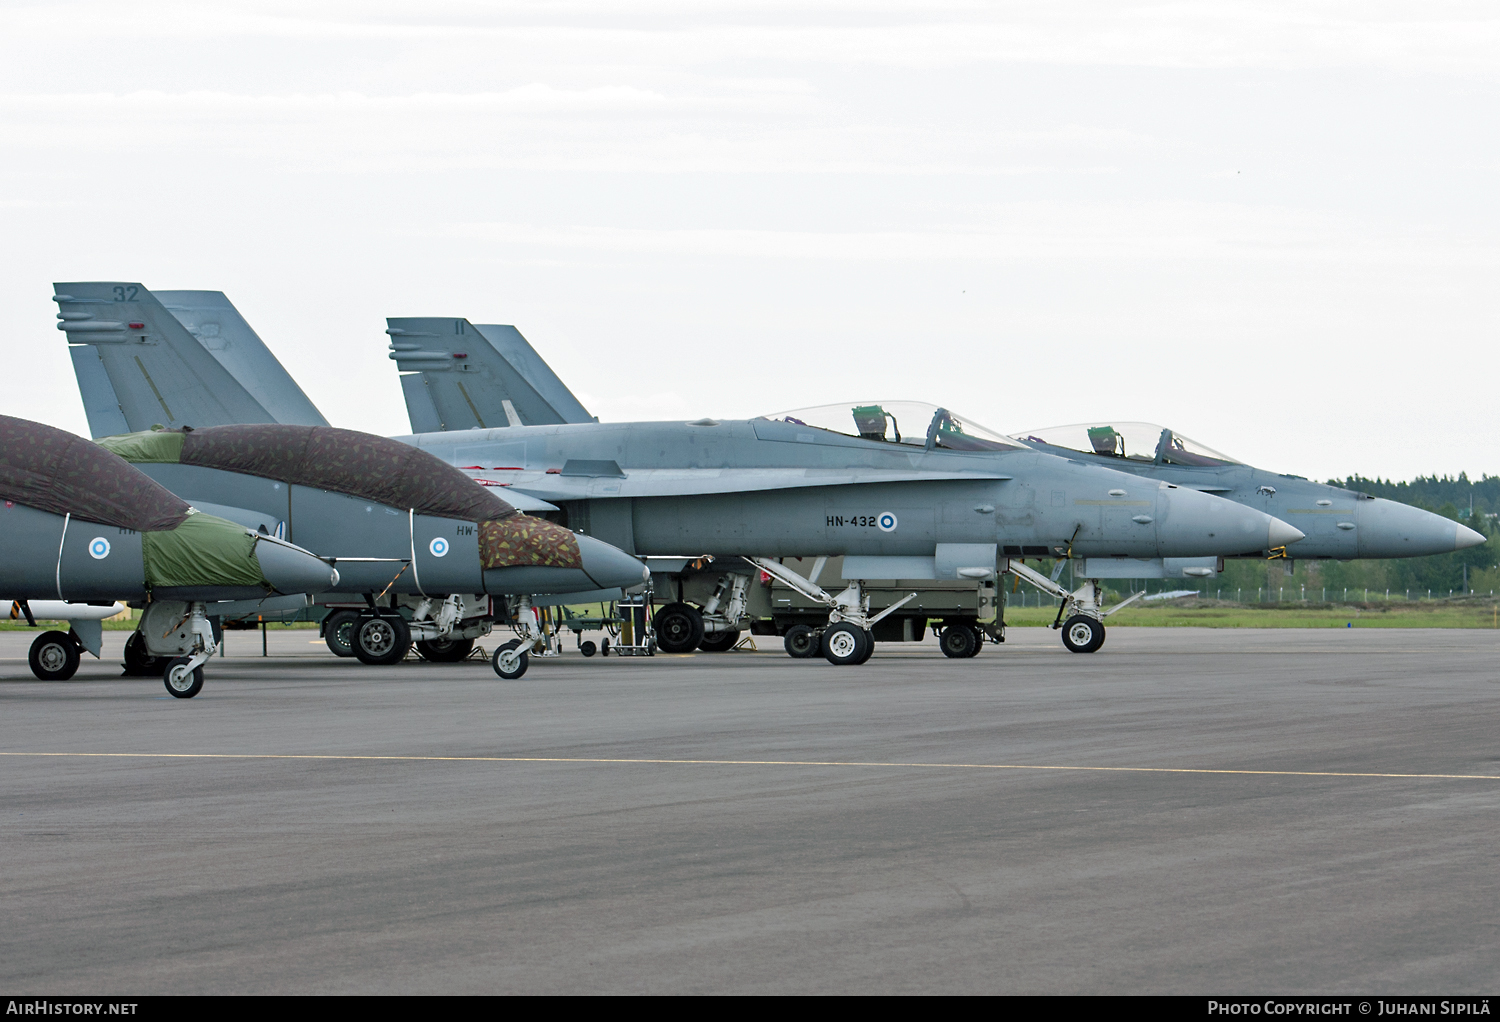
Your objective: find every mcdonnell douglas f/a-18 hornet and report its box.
[54,284,1307,666]
[0,415,337,696]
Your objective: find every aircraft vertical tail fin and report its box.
[53,284,328,436]
[152,291,328,428]
[385,317,594,433]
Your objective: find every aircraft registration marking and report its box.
[0,751,1494,782]
[827,515,881,528]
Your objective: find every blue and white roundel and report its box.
[429,537,450,558]
[877,511,898,533]
[88,537,110,559]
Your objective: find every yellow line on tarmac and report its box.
[0,751,1495,781]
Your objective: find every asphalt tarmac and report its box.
[0,625,1496,994]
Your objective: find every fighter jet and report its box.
[1011,422,1486,560]
[0,415,337,696]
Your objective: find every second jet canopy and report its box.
[1015,422,1242,467]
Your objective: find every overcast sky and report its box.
[1,1,1495,482]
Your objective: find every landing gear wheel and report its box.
[29,631,80,681]
[416,637,475,662]
[653,602,705,653]
[939,622,979,659]
[783,624,818,659]
[851,628,875,665]
[580,640,598,657]
[323,610,360,658]
[697,630,739,652]
[122,631,161,677]
[352,615,412,666]
[820,623,870,666]
[492,639,529,680]
[162,656,204,698]
[1061,615,1105,654]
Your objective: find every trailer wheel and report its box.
[939,622,979,659]
[29,631,80,681]
[323,611,359,658]
[783,625,818,659]
[580,640,598,657]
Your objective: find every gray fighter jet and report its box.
[1011,422,1485,560]
[57,288,1304,665]
[0,415,337,696]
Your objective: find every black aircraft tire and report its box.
[697,630,739,652]
[851,628,875,665]
[122,631,161,677]
[783,625,818,659]
[29,631,80,681]
[653,603,705,654]
[323,611,359,658]
[162,657,204,699]
[820,623,868,666]
[939,622,979,659]
[1061,615,1105,654]
[352,615,412,666]
[580,640,597,657]
[416,637,475,662]
[491,639,529,680]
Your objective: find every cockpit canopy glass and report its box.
[760,401,1021,452]
[1012,422,1242,467]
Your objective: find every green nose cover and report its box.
[141,511,269,589]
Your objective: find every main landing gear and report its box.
[750,557,916,667]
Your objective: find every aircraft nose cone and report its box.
[255,537,340,594]
[1354,498,1479,558]
[1268,518,1306,549]
[1153,485,1290,556]
[577,535,650,592]
[1456,523,1487,551]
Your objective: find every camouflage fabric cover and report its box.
[102,424,517,522]
[94,430,186,464]
[479,515,583,569]
[141,511,267,589]
[0,416,191,531]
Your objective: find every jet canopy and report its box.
[760,401,1021,452]
[1013,422,1242,467]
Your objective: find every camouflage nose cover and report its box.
[479,515,583,569]
[0,415,191,531]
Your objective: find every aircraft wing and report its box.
[477,466,1011,501]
